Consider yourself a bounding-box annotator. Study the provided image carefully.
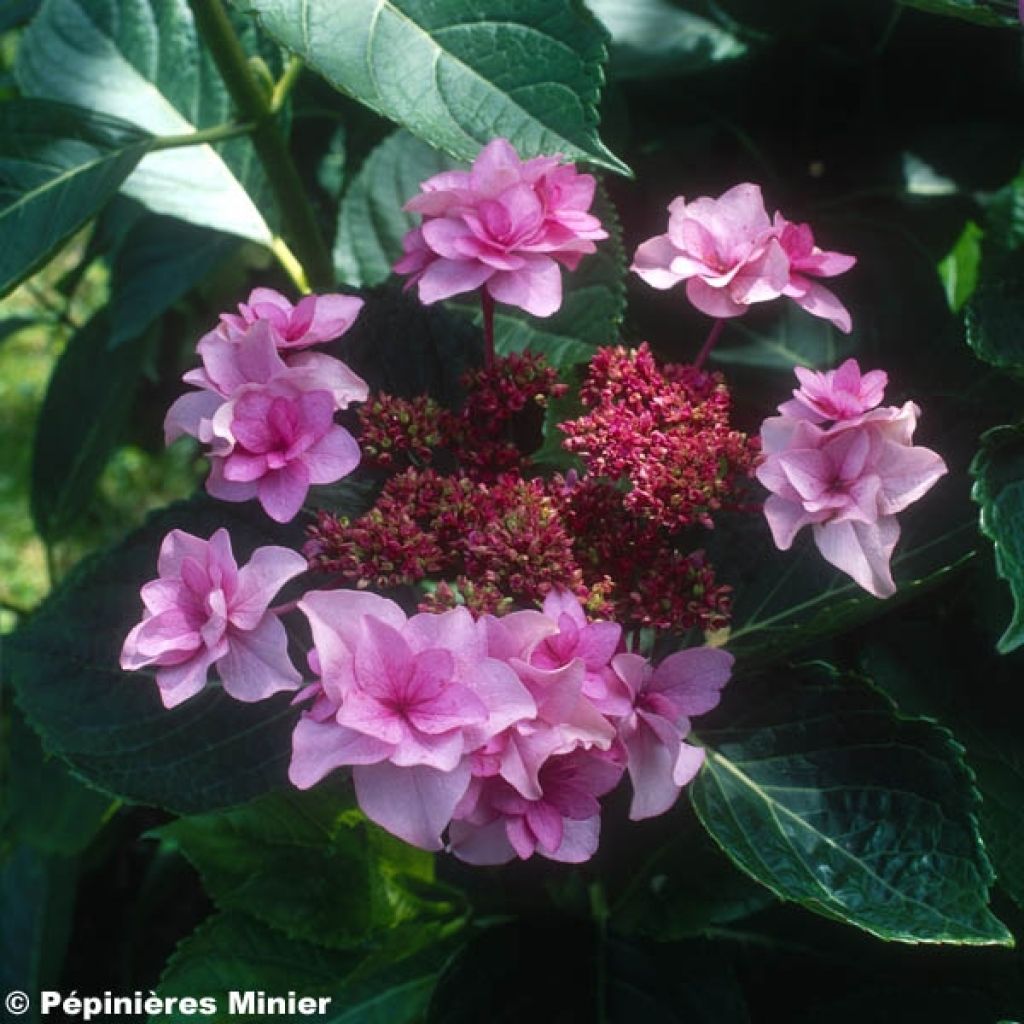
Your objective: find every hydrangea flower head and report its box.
[120,529,306,708]
[394,138,607,317]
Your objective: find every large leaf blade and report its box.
[235,0,629,175]
[17,0,275,243]
[0,98,151,298]
[691,664,1012,946]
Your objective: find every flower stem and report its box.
[188,0,333,292]
[147,120,257,152]
[270,236,311,294]
[694,318,725,370]
[480,287,496,369]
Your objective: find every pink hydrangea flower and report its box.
[120,529,306,708]
[778,357,887,423]
[631,183,790,319]
[613,647,732,820]
[163,321,367,523]
[757,369,948,597]
[206,385,361,523]
[218,287,364,351]
[632,184,856,332]
[774,215,858,333]
[448,747,625,865]
[290,592,535,850]
[394,138,607,317]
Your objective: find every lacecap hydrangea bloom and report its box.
[756,358,947,597]
[165,290,368,523]
[631,183,856,332]
[394,138,607,317]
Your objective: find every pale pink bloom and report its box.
[614,647,732,820]
[205,384,361,523]
[448,747,625,865]
[774,214,857,333]
[219,287,364,351]
[165,321,368,447]
[394,138,607,317]
[631,183,790,319]
[290,594,534,850]
[757,398,948,598]
[120,529,306,708]
[778,357,887,423]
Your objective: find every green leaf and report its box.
[234,0,630,175]
[691,663,1013,946]
[157,912,453,1024]
[897,0,1021,27]
[159,788,468,951]
[938,220,985,313]
[6,494,354,814]
[336,130,626,368]
[971,424,1024,653]
[17,0,277,243]
[108,214,238,349]
[0,316,43,347]
[584,0,748,80]
[1,709,113,857]
[30,308,151,541]
[0,0,40,33]
[0,846,77,1016]
[716,511,977,665]
[965,252,1024,373]
[0,98,151,298]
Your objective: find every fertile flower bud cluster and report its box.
[307,348,736,630]
[561,343,758,531]
[164,288,367,522]
[756,359,948,597]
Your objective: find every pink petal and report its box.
[874,440,947,515]
[353,615,414,700]
[336,687,406,745]
[164,390,223,445]
[486,257,563,317]
[416,257,493,304]
[299,293,364,346]
[288,716,391,789]
[153,650,217,709]
[256,461,310,523]
[525,801,564,854]
[685,277,747,318]
[470,138,525,196]
[389,728,465,772]
[788,277,853,333]
[625,711,686,821]
[649,647,734,717]
[120,610,200,669]
[230,545,307,631]
[729,237,790,304]
[421,217,478,260]
[285,352,369,410]
[353,760,471,851]
[303,426,361,485]
[631,234,688,290]
[673,742,706,786]
[543,815,600,863]
[813,517,899,598]
[216,614,301,701]
[448,818,517,865]
[205,459,259,505]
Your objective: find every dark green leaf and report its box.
[1,708,113,857]
[0,316,43,347]
[938,220,985,313]
[0,0,40,30]
[6,494,353,814]
[898,0,1020,28]
[335,130,626,368]
[108,215,238,349]
[965,252,1024,373]
[971,424,1024,653]
[157,911,453,1024]
[17,0,277,243]
[159,788,468,951]
[584,0,748,80]
[0,846,77,1016]
[30,308,151,540]
[234,0,630,175]
[0,98,151,298]
[691,663,1012,945]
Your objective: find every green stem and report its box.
[271,56,304,114]
[188,0,333,292]
[148,120,257,152]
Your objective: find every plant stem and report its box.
[270,56,304,114]
[270,237,311,294]
[188,0,333,292]
[480,287,496,368]
[694,318,725,370]
[147,120,257,152]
